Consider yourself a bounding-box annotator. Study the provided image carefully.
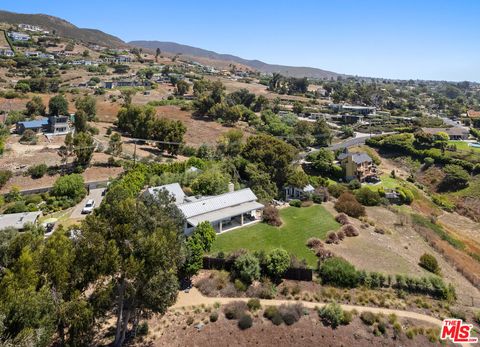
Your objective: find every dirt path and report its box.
[174,288,445,327]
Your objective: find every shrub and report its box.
[263,204,282,226]
[342,310,353,325]
[328,184,347,198]
[334,192,366,217]
[137,321,149,336]
[264,306,282,325]
[223,301,247,320]
[312,194,324,203]
[306,237,323,249]
[278,303,303,326]
[28,164,48,179]
[355,187,382,206]
[234,279,247,292]
[318,302,345,328]
[342,224,359,237]
[441,164,469,191]
[265,248,290,280]
[419,253,440,274]
[289,199,301,207]
[232,253,261,284]
[247,298,261,312]
[335,213,350,225]
[374,227,385,234]
[424,157,434,168]
[360,311,376,325]
[316,248,334,261]
[209,311,219,322]
[0,170,12,188]
[326,232,339,244]
[348,179,361,190]
[20,129,37,144]
[337,230,345,240]
[238,314,253,330]
[51,174,86,200]
[319,257,359,288]
[186,316,194,325]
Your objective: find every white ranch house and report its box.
[146,183,264,234]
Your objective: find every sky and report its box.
[3,1,480,81]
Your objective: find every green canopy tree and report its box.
[49,95,69,117]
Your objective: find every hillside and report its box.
[129,40,342,79]
[0,10,126,48]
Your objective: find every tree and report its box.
[192,221,216,253]
[319,257,359,288]
[49,94,69,116]
[75,95,96,121]
[108,132,122,156]
[51,174,86,200]
[265,248,290,280]
[217,129,243,157]
[26,96,46,117]
[232,253,260,285]
[74,110,88,132]
[151,118,186,156]
[307,148,342,177]
[433,131,449,153]
[85,188,185,347]
[73,132,94,167]
[224,105,243,126]
[120,88,136,107]
[242,134,297,188]
[191,169,229,195]
[312,118,332,146]
[155,48,161,62]
[244,163,278,202]
[182,222,216,277]
[334,192,366,217]
[355,187,382,206]
[292,101,304,114]
[285,169,309,189]
[175,80,189,96]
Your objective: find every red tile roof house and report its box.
[467,110,480,127]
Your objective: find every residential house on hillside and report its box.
[16,115,72,135]
[283,184,315,200]
[338,151,378,182]
[25,51,55,59]
[145,183,264,234]
[421,127,469,141]
[19,24,48,33]
[8,32,30,41]
[0,211,42,231]
[467,110,480,127]
[329,104,376,116]
[0,49,14,57]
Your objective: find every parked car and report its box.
[82,199,95,214]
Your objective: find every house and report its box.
[19,24,47,33]
[329,104,376,116]
[338,151,378,182]
[0,211,42,231]
[421,127,469,141]
[467,110,480,128]
[284,184,315,200]
[8,32,30,41]
[25,51,54,59]
[146,183,264,234]
[0,49,14,57]
[16,116,71,135]
[16,118,49,134]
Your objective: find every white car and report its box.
[82,199,95,214]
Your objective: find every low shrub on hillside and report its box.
[334,192,366,217]
[335,213,350,225]
[289,199,302,207]
[224,301,248,320]
[419,253,440,274]
[262,205,282,226]
[306,237,323,249]
[28,164,48,179]
[342,224,359,237]
[238,314,253,330]
[318,302,348,328]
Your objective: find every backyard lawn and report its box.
[210,205,339,267]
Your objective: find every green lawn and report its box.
[211,205,339,267]
[448,140,480,152]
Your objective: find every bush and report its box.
[319,257,359,288]
[247,298,261,311]
[209,311,219,322]
[0,170,12,188]
[278,303,303,326]
[335,213,350,225]
[348,179,361,190]
[137,321,149,336]
[341,224,359,237]
[238,314,253,330]
[306,237,323,249]
[234,279,247,292]
[312,194,324,203]
[326,232,339,244]
[20,129,37,144]
[424,157,434,168]
[360,311,376,325]
[334,192,366,217]
[262,205,282,226]
[318,302,345,328]
[265,248,290,280]
[223,301,247,320]
[51,174,86,201]
[441,164,469,191]
[337,230,345,240]
[355,187,382,206]
[28,164,47,179]
[186,316,194,325]
[289,199,301,207]
[328,184,347,198]
[232,253,261,284]
[419,253,440,274]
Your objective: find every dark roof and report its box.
[337,152,372,164]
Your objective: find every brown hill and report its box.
[0,10,126,48]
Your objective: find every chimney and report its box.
[228,182,235,192]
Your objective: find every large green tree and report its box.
[49,95,69,117]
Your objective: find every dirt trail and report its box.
[174,288,445,327]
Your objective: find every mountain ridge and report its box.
[129,40,342,79]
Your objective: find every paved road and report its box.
[70,188,105,219]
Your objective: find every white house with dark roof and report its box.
[146,183,264,234]
[0,211,42,231]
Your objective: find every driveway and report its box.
[70,188,105,219]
